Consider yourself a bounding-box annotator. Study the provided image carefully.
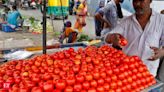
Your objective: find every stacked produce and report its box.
[0,45,156,92]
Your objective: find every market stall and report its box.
[0,41,163,91]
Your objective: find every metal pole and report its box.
[43,0,47,54]
[60,0,65,25]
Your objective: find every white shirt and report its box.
[106,10,164,76]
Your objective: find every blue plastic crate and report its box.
[2,24,15,32]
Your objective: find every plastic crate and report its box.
[2,24,15,32]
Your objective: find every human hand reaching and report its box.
[148,47,164,61]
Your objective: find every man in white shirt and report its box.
[105,0,164,76]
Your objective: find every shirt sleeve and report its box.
[98,4,111,15]
[160,27,164,47]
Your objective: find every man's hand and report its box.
[105,33,122,48]
[148,47,164,61]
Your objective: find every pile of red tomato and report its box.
[0,45,156,92]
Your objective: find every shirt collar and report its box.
[132,9,156,23]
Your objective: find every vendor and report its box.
[105,0,164,76]
[7,5,22,28]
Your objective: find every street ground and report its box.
[0,9,96,48]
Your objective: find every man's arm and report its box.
[94,12,111,28]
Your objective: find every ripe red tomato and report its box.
[92,72,100,80]
[85,74,93,81]
[119,38,128,46]
[19,88,29,92]
[73,84,82,92]
[111,75,117,81]
[105,77,111,83]
[88,88,96,92]
[97,86,105,92]
[73,65,80,73]
[117,80,123,87]
[97,78,105,85]
[106,69,113,75]
[55,80,66,90]
[76,75,84,83]
[43,82,54,91]
[103,83,110,91]
[90,80,97,88]
[65,86,73,92]
[82,81,90,90]
[110,82,117,89]
[100,72,106,78]
[31,87,43,92]
[66,76,75,86]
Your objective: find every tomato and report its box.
[55,80,66,90]
[31,87,43,92]
[97,78,104,85]
[136,73,142,78]
[76,75,84,83]
[25,81,35,89]
[118,73,125,80]
[65,86,73,92]
[66,76,75,86]
[113,68,120,74]
[32,75,40,83]
[86,57,92,63]
[122,79,128,85]
[100,72,106,78]
[127,77,133,83]
[43,82,54,91]
[88,88,96,92]
[82,81,90,90]
[119,38,128,46]
[117,80,123,87]
[115,88,122,92]
[43,73,52,80]
[73,65,80,73]
[131,82,137,89]
[110,82,117,89]
[106,69,113,76]
[85,74,93,81]
[105,77,111,83]
[92,72,100,80]
[111,75,117,81]
[73,84,82,92]
[103,83,110,91]
[90,80,97,88]
[97,86,105,92]
[54,68,60,74]
[19,88,29,92]
[132,75,137,81]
